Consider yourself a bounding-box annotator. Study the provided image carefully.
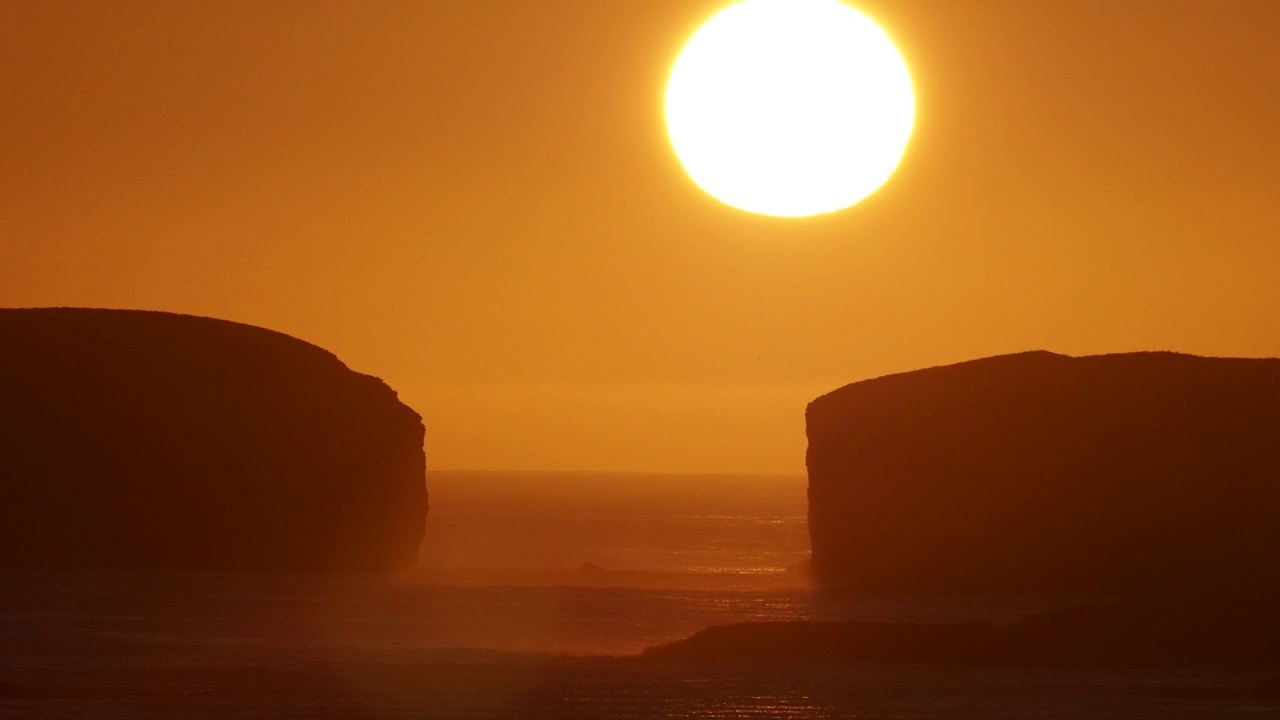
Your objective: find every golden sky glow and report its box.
[666,0,914,216]
[2,1,1279,473]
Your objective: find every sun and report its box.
[665,0,915,218]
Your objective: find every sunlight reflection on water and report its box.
[685,695,834,719]
[421,472,813,579]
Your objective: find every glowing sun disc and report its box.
[666,0,915,217]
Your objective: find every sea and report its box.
[1,471,1276,719]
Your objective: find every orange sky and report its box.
[3,1,1278,473]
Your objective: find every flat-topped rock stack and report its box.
[0,308,426,572]
[807,351,1280,595]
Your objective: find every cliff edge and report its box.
[0,308,426,572]
[806,351,1280,593]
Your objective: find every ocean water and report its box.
[418,471,815,585]
[1,472,1276,718]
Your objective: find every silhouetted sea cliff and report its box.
[807,350,1280,595]
[651,350,1280,671]
[0,307,426,572]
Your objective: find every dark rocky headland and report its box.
[807,351,1280,595]
[650,351,1280,668]
[0,308,426,572]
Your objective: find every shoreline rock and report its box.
[643,593,1280,668]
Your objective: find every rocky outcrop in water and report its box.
[806,351,1280,594]
[0,308,426,572]
[644,592,1280,668]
